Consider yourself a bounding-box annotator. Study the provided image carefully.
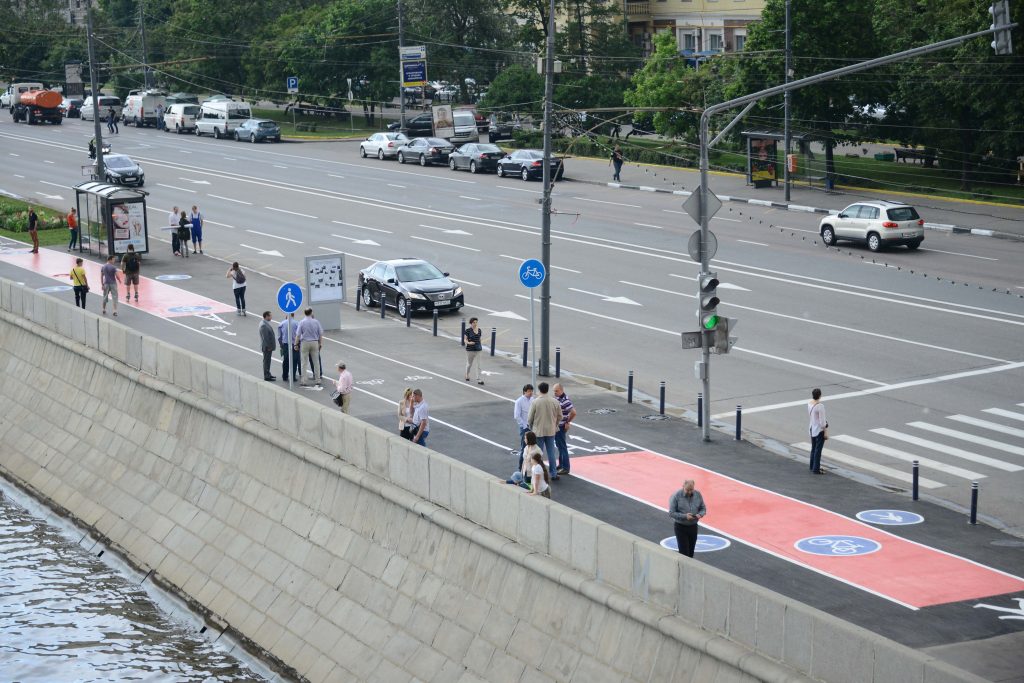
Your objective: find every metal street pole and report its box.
[86,7,105,180]
[397,0,406,129]
[539,0,555,376]
[696,22,1012,441]
[139,0,151,89]
[783,0,792,201]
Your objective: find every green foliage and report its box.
[479,64,544,113]
[0,199,66,233]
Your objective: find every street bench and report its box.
[894,147,936,166]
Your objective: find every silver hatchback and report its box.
[819,201,924,251]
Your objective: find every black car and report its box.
[448,143,505,173]
[396,137,454,166]
[488,117,521,141]
[61,98,83,118]
[394,112,434,137]
[103,154,145,187]
[358,258,465,317]
[496,149,564,181]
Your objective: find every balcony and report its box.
[626,1,650,18]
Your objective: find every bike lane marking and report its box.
[571,450,1024,609]
[0,247,236,317]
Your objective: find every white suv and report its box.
[819,201,924,252]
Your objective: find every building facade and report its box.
[624,0,763,57]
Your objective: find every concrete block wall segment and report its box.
[595,523,633,593]
[155,341,174,382]
[516,487,549,554]
[570,511,597,576]
[256,380,278,431]
[632,540,680,612]
[487,479,520,541]
[427,452,452,509]
[811,616,873,683]
[124,329,142,370]
[296,404,325,452]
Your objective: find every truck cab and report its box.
[2,83,44,109]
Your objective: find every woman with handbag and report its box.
[808,388,828,474]
[397,388,415,439]
[69,258,89,309]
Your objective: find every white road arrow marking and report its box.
[568,288,642,305]
[420,224,473,235]
[489,311,528,320]
[196,313,233,326]
[480,370,503,376]
[974,598,1024,621]
[239,244,284,257]
[568,435,590,443]
[332,234,380,247]
[668,274,750,291]
[179,178,211,185]
[35,192,64,200]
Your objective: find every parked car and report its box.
[358,258,465,317]
[496,149,564,181]
[818,200,924,252]
[102,154,145,187]
[164,103,200,133]
[396,137,454,166]
[80,95,122,121]
[448,143,504,173]
[234,118,281,143]
[60,98,83,118]
[359,132,408,159]
[399,112,434,137]
[488,116,522,141]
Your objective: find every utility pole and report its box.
[86,6,105,180]
[397,0,406,129]
[139,0,151,89]
[538,0,555,376]
[783,0,792,201]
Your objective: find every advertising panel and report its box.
[431,104,454,140]
[307,255,345,303]
[110,201,147,254]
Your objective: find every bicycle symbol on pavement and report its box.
[795,535,881,557]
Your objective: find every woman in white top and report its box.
[529,451,550,498]
[521,431,542,482]
[808,387,828,474]
[398,388,415,440]
[226,262,247,316]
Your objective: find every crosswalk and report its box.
[792,403,1024,490]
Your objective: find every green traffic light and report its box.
[703,314,719,330]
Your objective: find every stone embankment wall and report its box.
[0,280,981,683]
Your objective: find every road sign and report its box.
[286,76,298,93]
[277,282,303,313]
[681,331,702,349]
[855,510,924,526]
[794,535,881,557]
[518,259,545,288]
[681,188,722,226]
[660,535,731,553]
[687,230,718,262]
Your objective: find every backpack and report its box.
[124,253,139,273]
[233,269,246,284]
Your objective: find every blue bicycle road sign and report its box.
[795,535,881,557]
[278,282,303,313]
[519,259,545,288]
[659,534,731,553]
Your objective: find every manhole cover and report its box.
[589,408,617,415]
[641,414,670,421]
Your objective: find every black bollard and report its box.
[659,381,666,415]
[627,371,633,404]
[522,338,528,367]
[432,310,438,336]
[697,392,703,427]
[555,347,561,378]
[380,297,386,319]
[912,460,919,501]
[406,303,412,327]
[490,327,496,357]
[460,319,466,347]
[355,287,361,312]
[969,482,978,525]
[735,405,742,440]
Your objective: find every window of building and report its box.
[708,33,724,52]
[734,31,747,52]
[679,30,699,51]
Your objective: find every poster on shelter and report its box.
[111,202,146,253]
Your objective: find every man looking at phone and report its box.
[669,479,706,558]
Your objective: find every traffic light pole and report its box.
[696,20,1014,441]
[538,0,555,377]
[86,7,105,181]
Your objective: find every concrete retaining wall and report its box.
[0,279,981,683]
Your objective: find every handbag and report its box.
[822,423,829,440]
[331,390,344,406]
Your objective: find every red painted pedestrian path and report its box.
[573,450,1024,609]
[0,246,235,318]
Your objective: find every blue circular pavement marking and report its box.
[38,285,73,293]
[660,534,731,553]
[856,509,924,526]
[795,535,881,557]
[156,274,192,281]
[168,305,212,314]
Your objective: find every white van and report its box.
[122,90,167,127]
[164,103,200,133]
[81,95,122,121]
[195,100,252,139]
[450,110,479,144]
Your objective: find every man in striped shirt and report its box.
[553,383,577,476]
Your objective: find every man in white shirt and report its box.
[334,362,353,413]
[513,384,533,467]
[411,389,430,446]
[808,388,828,474]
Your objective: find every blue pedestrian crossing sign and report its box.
[278,282,303,313]
[855,509,924,526]
[518,259,545,288]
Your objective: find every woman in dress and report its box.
[398,388,415,439]
[176,211,191,258]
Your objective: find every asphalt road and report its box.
[3,117,1023,534]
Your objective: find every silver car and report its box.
[819,201,924,252]
[360,132,409,160]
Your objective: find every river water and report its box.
[0,487,271,682]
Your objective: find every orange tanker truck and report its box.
[11,86,63,125]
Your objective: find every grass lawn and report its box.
[0,227,68,248]
[252,107,393,139]
[0,197,70,246]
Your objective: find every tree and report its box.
[477,64,544,114]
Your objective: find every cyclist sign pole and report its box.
[519,259,546,387]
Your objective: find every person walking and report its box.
[69,258,89,309]
[513,384,534,466]
[553,383,577,476]
[67,208,79,251]
[107,107,118,134]
[27,206,39,253]
[277,312,300,382]
[333,362,353,413]
[808,388,828,474]
[398,388,415,439]
[464,317,484,384]
[155,102,165,131]
[669,479,706,558]
[294,307,323,386]
[411,388,430,446]
[258,311,277,381]
[528,451,551,498]
[168,206,180,256]
[227,262,247,316]
[611,145,624,182]
[527,382,562,481]
[189,205,204,254]
[120,244,141,302]
[176,211,191,258]
[100,255,121,316]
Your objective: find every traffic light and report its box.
[699,272,720,331]
[990,1,1014,55]
[713,317,738,354]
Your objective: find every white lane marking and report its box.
[179,150,192,154]
[713,216,741,222]
[156,183,197,193]
[737,347,885,385]
[387,183,406,189]
[571,196,642,208]
[908,422,1024,457]
[919,248,997,261]
[499,254,580,273]
[453,279,481,287]
[568,288,641,306]
[633,222,664,230]
[40,181,68,190]
[274,165,288,169]
[459,195,481,201]
[419,224,472,235]
[332,220,391,234]
[238,244,283,257]
[208,194,252,205]
[43,160,54,164]
[223,157,237,161]
[948,415,1024,439]
[663,209,685,215]
[331,234,380,246]
[791,443,943,489]
[246,229,303,244]
[872,428,1022,472]
[776,225,818,234]
[8,153,19,157]
[265,206,317,219]
[831,435,985,479]
[981,408,1024,423]
[318,246,378,260]
[14,174,24,178]
[329,174,345,179]
[497,185,540,193]
[737,240,769,246]
[410,235,480,252]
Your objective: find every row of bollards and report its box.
[911,459,979,525]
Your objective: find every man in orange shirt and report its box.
[67,208,79,251]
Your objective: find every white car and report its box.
[359,132,409,160]
[819,200,924,252]
[81,96,122,121]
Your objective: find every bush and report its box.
[0,198,66,232]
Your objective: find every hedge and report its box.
[0,197,67,232]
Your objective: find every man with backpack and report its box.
[120,244,141,302]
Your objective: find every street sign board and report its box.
[402,60,427,88]
[682,188,722,226]
[681,331,703,349]
[687,230,718,262]
[277,282,302,313]
[519,259,546,288]
[286,76,298,94]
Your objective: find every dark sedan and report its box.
[496,149,564,181]
[448,143,504,173]
[358,258,465,317]
[103,154,145,187]
[396,137,454,166]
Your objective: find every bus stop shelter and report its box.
[73,182,150,258]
